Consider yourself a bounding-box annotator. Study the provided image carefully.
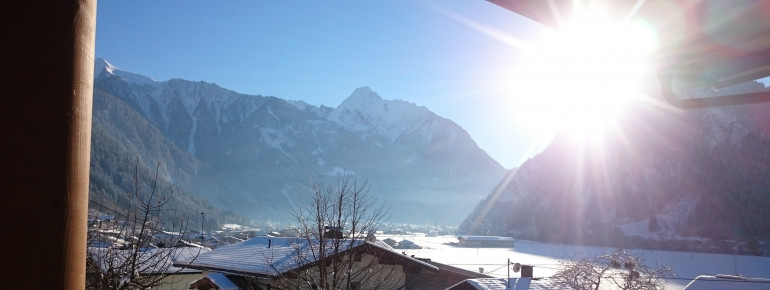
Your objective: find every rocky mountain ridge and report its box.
[91,58,505,224]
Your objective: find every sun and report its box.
[511,8,657,139]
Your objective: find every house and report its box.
[176,236,438,289]
[457,236,515,248]
[406,257,493,289]
[395,239,422,249]
[446,265,555,290]
[189,272,240,290]
[189,272,274,289]
[182,230,203,241]
[382,237,398,247]
[88,213,116,229]
[87,246,211,290]
[446,278,554,290]
[683,274,770,290]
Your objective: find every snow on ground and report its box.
[381,235,770,290]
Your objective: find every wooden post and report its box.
[2,0,96,289]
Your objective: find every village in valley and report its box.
[86,207,770,290]
[86,208,512,289]
[88,209,460,250]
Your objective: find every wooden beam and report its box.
[1,0,96,289]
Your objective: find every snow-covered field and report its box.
[383,235,770,290]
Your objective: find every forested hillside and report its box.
[89,88,249,229]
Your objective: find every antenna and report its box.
[512,263,521,273]
[508,260,522,288]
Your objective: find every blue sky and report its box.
[95,0,549,168]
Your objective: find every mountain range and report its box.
[90,58,770,247]
[89,58,505,225]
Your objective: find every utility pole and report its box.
[201,212,205,235]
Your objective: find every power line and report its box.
[445,263,508,266]
[88,199,129,219]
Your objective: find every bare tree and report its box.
[271,174,397,290]
[550,249,673,290]
[86,162,205,289]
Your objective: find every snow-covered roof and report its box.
[448,278,553,290]
[88,246,210,275]
[423,259,493,278]
[175,239,210,249]
[177,237,437,277]
[458,236,515,241]
[683,274,770,290]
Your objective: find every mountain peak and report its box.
[93,58,117,78]
[340,86,383,108]
[93,58,159,86]
[326,86,436,141]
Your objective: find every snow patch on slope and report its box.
[267,105,279,122]
[188,117,198,155]
[259,128,293,157]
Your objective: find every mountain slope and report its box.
[90,87,249,229]
[91,58,505,224]
[459,87,770,247]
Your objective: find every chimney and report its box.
[521,265,533,278]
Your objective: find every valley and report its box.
[90,58,770,260]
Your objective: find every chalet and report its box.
[457,236,515,248]
[176,236,438,289]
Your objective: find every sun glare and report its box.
[512,8,658,139]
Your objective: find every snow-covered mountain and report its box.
[91,58,505,224]
[328,86,433,141]
[459,84,770,248]
[94,58,159,86]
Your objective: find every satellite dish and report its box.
[512,263,521,273]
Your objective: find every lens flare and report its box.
[511,8,658,139]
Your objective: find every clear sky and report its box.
[95,0,550,169]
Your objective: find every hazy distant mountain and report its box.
[459,82,770,246]
[90,86,249,229]
[90,58,505,224]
